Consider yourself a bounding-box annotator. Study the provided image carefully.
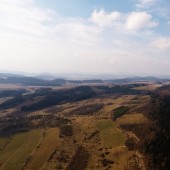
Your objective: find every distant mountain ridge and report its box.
[0,72,169,86]
[0,77,66,86]
[0,73,24,78]
[0,75,103,86]
[106,76,163,84]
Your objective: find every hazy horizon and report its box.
[0,0,170,75]
[1,69,170,80]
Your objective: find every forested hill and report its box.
[0,77,66,86]
[0,76,104,86]
[0,85,143,111]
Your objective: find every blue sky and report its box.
[36,0,134,17]
[0,0,170,76]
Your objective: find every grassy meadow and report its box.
[0,129,43,170]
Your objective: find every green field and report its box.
[113,106,129,118]
[0,137,10,150]
[0,129,43,170]
[101,130,125,147]
[96,120,125,147]
[97,120,115,131]
[26,128,59,170]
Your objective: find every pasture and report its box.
[0,129,43,170]
[26,128,60,170]
[97,120,126,147]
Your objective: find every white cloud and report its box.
[0,0,54,35]
[152,37,170,50]
[0,0,102,46]
[89,9,121,27]
[125,12,158,31]
[52,19,102,45]
[136,0,157,8]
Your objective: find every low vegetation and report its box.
[97,120,126,147]
[112,106,129,119]
[26,128,59,170]
[70,103,104,115]
[67,146,89,170]
[0,129,43,170]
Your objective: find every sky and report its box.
[0,0,170,76]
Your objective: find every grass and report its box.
[0,129,43,170]
[101,130,125,147]
[133,84,161,91]
[26,128,59,170]
[116,113,147,126]
[113,106,129,118]
[97,120,115,131]
[68,147,89,170]
[96,120,125,147]
[0,137,10,150]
